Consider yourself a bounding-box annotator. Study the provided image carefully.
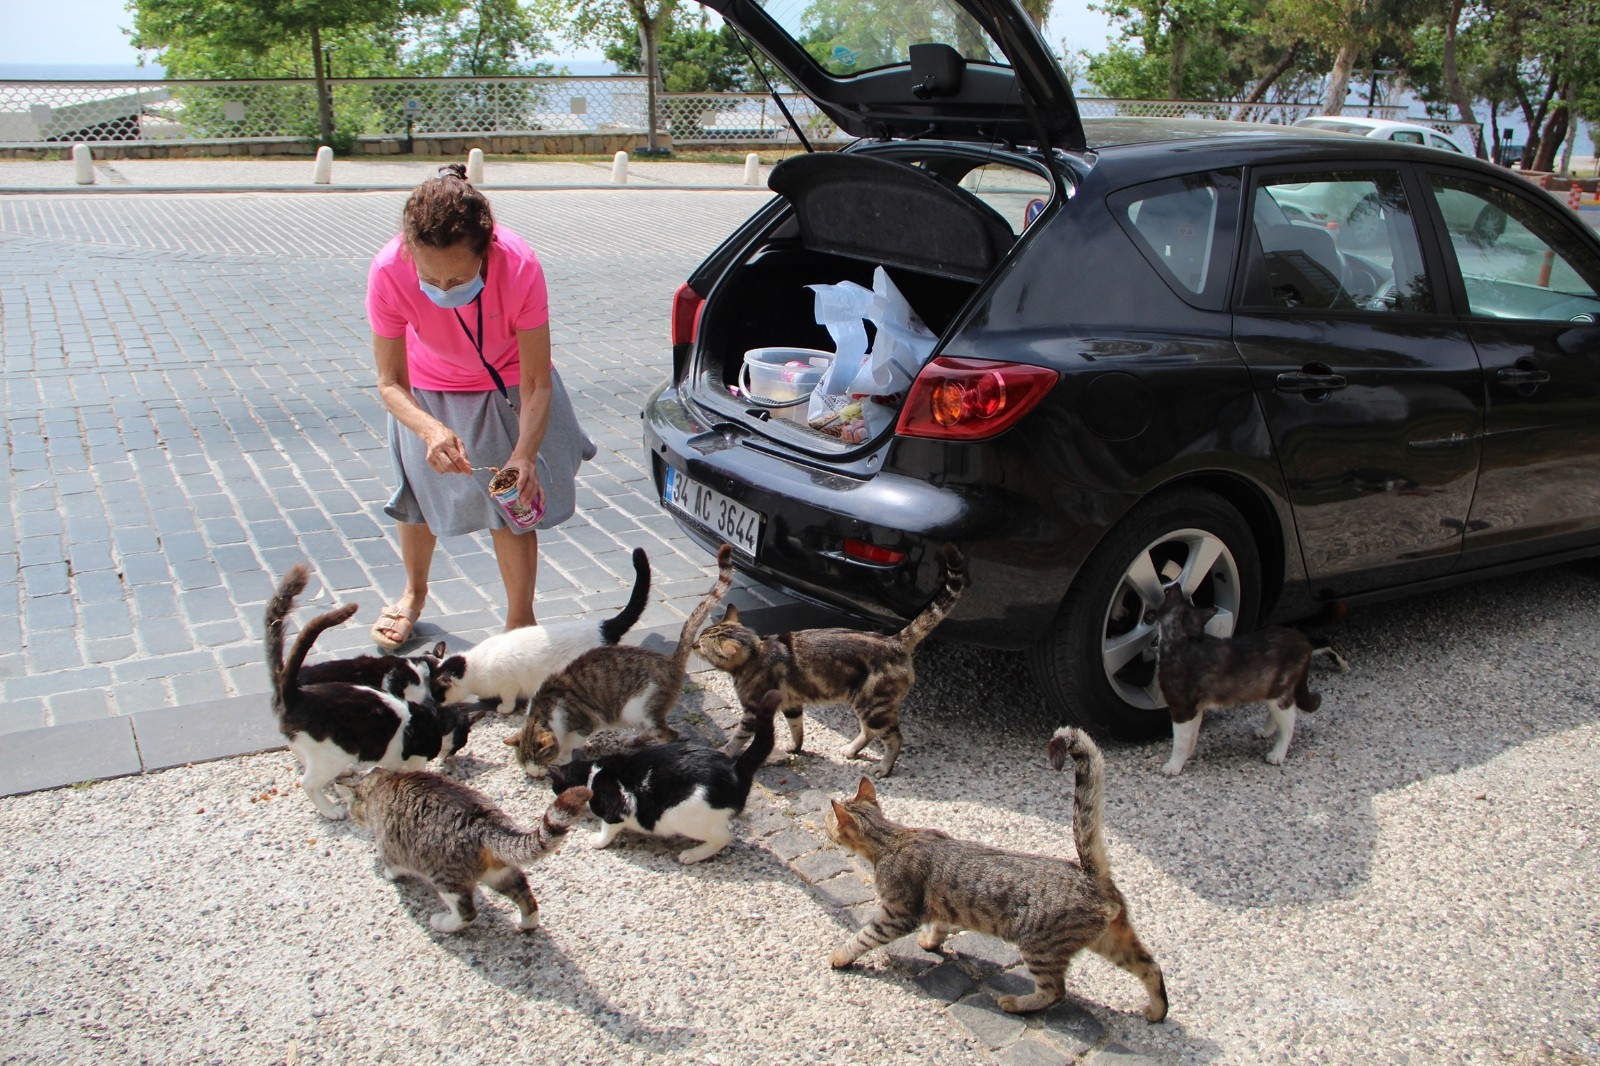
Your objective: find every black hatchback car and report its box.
[643,0,1600,739]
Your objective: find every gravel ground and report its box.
[4,563,1599,1064]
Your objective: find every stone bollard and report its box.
[312,145,333,184]
[71,143,95,185]
[611,150,629,184]
[467,147,484,183]
[744,152,761,186]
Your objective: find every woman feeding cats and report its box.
[365,164,594,648]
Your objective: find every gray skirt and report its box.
[385,367,594,537]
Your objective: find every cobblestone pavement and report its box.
[0,187,788,732]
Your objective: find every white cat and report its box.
[430,548,650,713]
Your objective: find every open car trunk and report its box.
[688,149,1051,452]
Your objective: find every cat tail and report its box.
[487,786,593,865]
[671,544,735,677]
[269,566,359,708]
[894,543,968,652]
[599,548,652,645]
[732,690,782,808]
[1047,727,1114,897]
[265,565,310,702]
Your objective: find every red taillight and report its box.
[842,538,906,565]
[671,283,704,346]
[896,358,1057,441]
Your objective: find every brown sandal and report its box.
[371,605,420,650]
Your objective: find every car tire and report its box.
[1027,488,1261,741]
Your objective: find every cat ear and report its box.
[723,604,740,623]
[430,641,448,658]
[829,799,856,833]
[1197,606,1218,627]
[853,777,877,805]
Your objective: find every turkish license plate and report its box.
[663,466,761,558]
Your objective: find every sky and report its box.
[0,0,1119,69]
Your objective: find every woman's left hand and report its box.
[499,456,545,514]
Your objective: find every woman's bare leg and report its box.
[489,526,539,629]
[395,520,435,618]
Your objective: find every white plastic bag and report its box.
[804,267,937,442]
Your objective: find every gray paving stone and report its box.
[0,717,141,797]
[996,1035,1075,1066]
[948,996,1028,1051]
[1081,1044,1157,1066]
[24,595,77,632]
[0,699,50,736]
[913,962,977,1004]
[812,873,877,909]
[791,849,855,884]
[1038,1000,1106,1056]
[765,827,823,862]
[951,932,1023,970]
[46,688,113,726]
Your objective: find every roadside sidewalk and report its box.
[0,154,780,192]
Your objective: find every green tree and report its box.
[1086,0,1272,101]
[533,0,681,152]
[131,0,444,144]
[604,15,761,91]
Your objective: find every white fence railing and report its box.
[0,76,1479,153]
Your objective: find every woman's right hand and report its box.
[422,422,473,475]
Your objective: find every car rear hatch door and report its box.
[694,0,1085,153]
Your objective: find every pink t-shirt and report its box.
[366,224,550,392]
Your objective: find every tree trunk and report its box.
[631,0,677,153]
[310,23,335,148]
[1440,0,1484,158]
[1322,40,1360,115]
[1236,41,1299,120]
[1168,32,1189,100]
[1531,100,1568,174]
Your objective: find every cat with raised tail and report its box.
[507,545,735,777]
[547,690,781,864]
[431,547,652,714]
[349,769,592,933]
[696,543,967,777]
[266,565,480,820]
[1147,583,1349,775]
[826,727,1168,1020]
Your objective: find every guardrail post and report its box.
[611,150,628,184]
[743,152,761,186]
[467,147,484,183]
[312,145,333,184]
[71,143,94,185]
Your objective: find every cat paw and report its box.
[1159,761,1186,777]
[1264,749,1289,766]
[381,867,404,882]
[997,993,1055,1014]
[916,930,948,952]
[678,841,728,864]
[517,910,541,932]
[315,804,350,820]
[828,949,856,970]
[430,912,466,934]
[870,762,895,779]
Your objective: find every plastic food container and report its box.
[739,347,834,421]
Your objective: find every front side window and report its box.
[1241,170,1433,313]
[1427,173,1600,322]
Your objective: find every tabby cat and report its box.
[826,727,1169,1020]
[266,565,481,819]
[507,544,734,777]
[349,768,592,933]
[696,543,966,778]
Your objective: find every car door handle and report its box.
[1495,366,1550,385]
[1276,371,1348,393]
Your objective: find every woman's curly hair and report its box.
[402,164,495,254]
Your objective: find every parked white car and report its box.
[1292,115,1468,154]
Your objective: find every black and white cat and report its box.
[546,691,780,864]
[266,565,482,819]
[431,547,651,714]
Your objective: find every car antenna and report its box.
[735,31,814,154]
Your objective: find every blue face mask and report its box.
[419,271,484,309]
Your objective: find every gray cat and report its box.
[348,768,591,934]
[507,544,734,777]
[826,728,1168,1020]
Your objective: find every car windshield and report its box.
[753,0,1005,75]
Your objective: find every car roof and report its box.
[1074,117,1490,182]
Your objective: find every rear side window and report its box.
[1110,170,1240,310]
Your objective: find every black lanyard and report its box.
[453,293,516,411]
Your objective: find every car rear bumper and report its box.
[642,381,1104,648]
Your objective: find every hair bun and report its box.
[437,163,469,182]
